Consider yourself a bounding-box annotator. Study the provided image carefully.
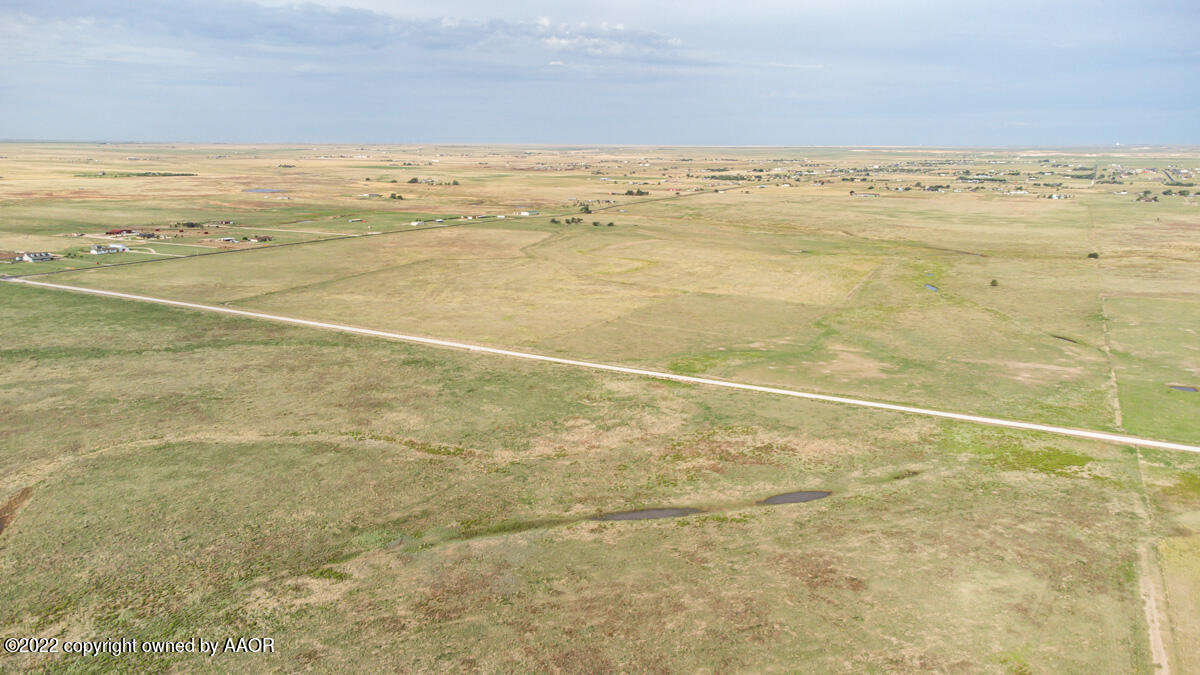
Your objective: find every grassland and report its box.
[2,143,1199,671]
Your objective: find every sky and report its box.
[1,0,1197,145]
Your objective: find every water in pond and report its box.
[924,284,939,292]
[243,188,286,193]
[1169,385,1198,393]
[594,507,703,521]
[757,491,831,505]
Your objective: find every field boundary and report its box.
[6,276,1200,455]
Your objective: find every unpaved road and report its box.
[6,277,1200,455]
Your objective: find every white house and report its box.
[16,252,53,262]
[90,244,129,254]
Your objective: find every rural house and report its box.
[90,244,129,254]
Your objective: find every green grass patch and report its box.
[990,446,1094,476]
[1162,472,1200,501]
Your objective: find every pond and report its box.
[757,491,831,505]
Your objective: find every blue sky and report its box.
[2,0,1196,145]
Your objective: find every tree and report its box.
[1087,252,1100,259]
[990,279,999,287]
[580,204,591,213]
[408,177,419,184]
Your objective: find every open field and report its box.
[2,143,1200,670]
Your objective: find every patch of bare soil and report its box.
[819,344,893,380]
[775,552,867,592]
[413,558,514,622]
[664,427,840,470]
[0,487,33,536]
[957,358,1086,384]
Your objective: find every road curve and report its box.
[6,276,1199,455]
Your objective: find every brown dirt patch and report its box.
[819,345,893,380]
[664,426,839,470]
[245,575,352,613]
[775,551,867,592]
[517,410,685,461]
[0,487,33,536]
[413,557,514,623]
[957,358,1086,384]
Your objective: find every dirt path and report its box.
[7,277,1200,455]
[1139,541,1172,673]
[0,487,33,536]
[1127,438,1173,673]
[1083,204,1124,429]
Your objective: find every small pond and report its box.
[757,491,831,505]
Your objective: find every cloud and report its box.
[0,0,1195,144]
[1,0,693,69]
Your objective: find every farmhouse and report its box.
[90,244,129,254]
[16,252,53,262]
